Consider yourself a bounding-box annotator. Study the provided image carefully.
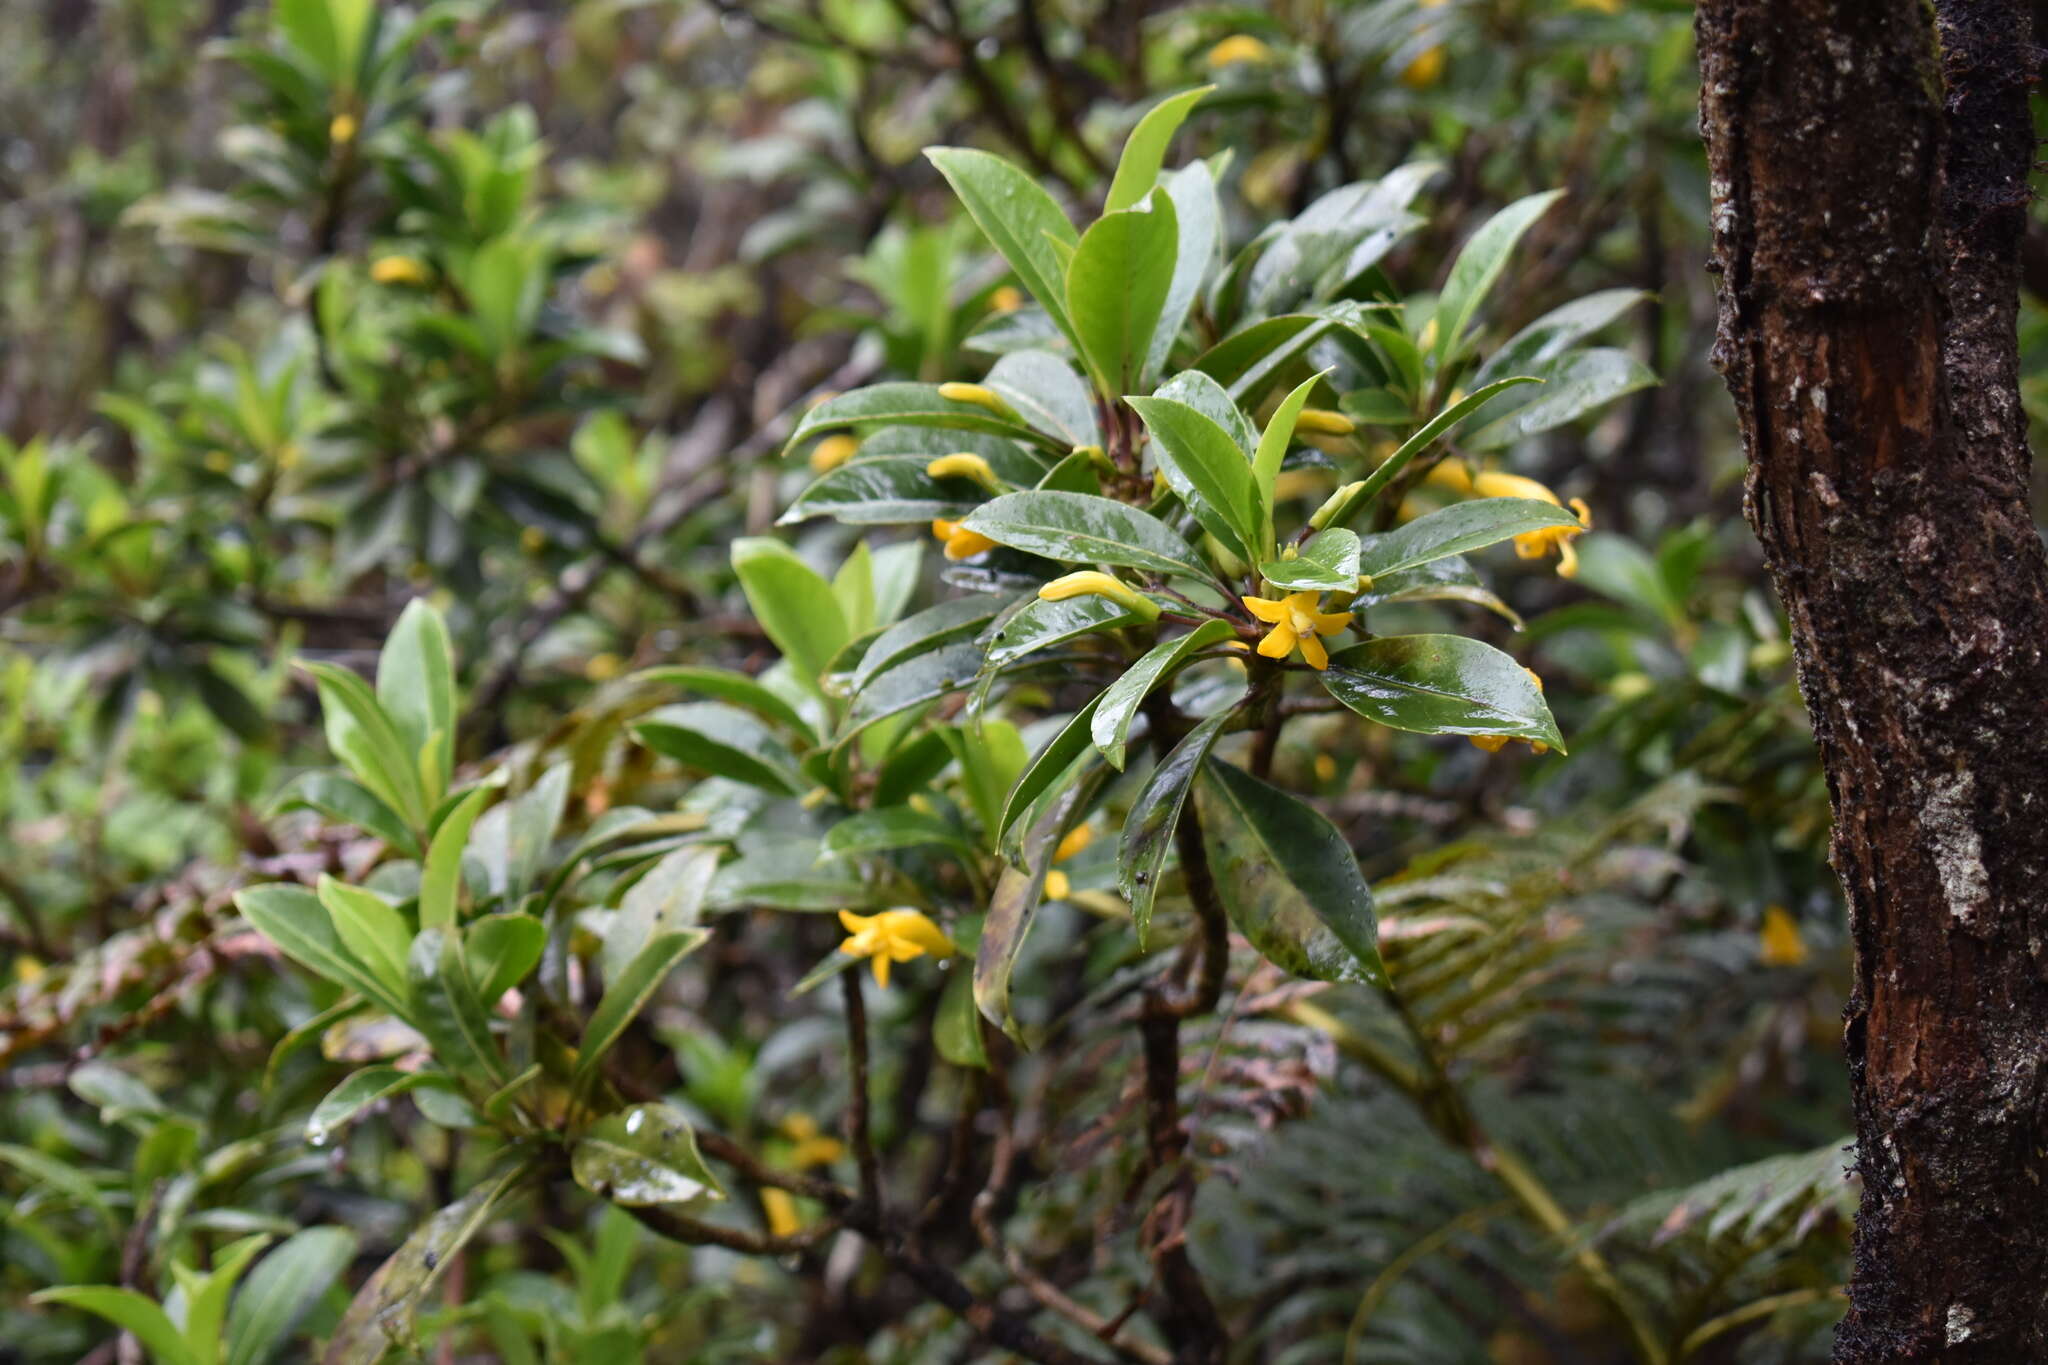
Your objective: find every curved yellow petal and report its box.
[1298,632,1330,671]
[1242,595,1290,624]
[1257,622,1298,659]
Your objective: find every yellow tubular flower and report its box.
[1759,905,1809,967]
[1468,470,1593,577]
[761,1187,803,1238]
[837,909,955,989]
[1207,34,1276,67]
[1053,823,1094,863]
[931,518,997,561]
[1468,732,1550,757]
[925,452,1002,491]
[329,112,358,144]
[1294,408,1356,437]
[1037,571,1161,621]
[1399,45,1445,89]
[989,285,1025,313]
[1242,591,1354,670]
[1424,458,1474,494]
[369,255,430,287]
[937,382,1017,420]
[809,435,858,473]
[1043,870,1071,901]
[781,1113,846,1168]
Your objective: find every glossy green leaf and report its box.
[305,662,427,831]
[602,846,718,983]
[1091,621,1235,770]
[977,777,1099,1037]
[629,665,819,741]
[1331,378,1544,523]
[31,1287,200,1365]
[982,593,1154,668]
[1106,85,1211,211]
[731,537,850,695]
[1321,635,1563,750]
[1354,555,1522,626]
[1153,368,1256,455]
[321,1164,529,1365]
[1260,528,1361,592]
[962,490,1212,581]
[1119,710,1229,943]
[1127,395,1261,562]
[316,877,410,1006]
[1355,497,1582,579]
[376,600,456,808]
[985,350,1099,448]
[941,720,1029,842]
[1194,761,1384,983]
[823,807,970,858]
[172,1234,274,1363]
[934,966,989,1069]
[270,773,418,856]
[927,147,1079,344]
[634,703,805,795]
[571,1104,723,1207]
[1473,287,1650,388]
[1194,314,1326,395]
[779,456,982,527]
[235,884,410,1021]
[998,693,1105,847]
[1146,161,1223,382]
[225,1226,358,1365]
[832,539,877,636]
[407,927,505,1088]
[841,642,982,746]
[1067,193,1178,395]
[573,929,711,1097]
[419,787,487,932]
[1465,348,1656,451]
[467,914,545,1004]
[853,595,1013,691]
[306,1067,449,1146]
[1432,189,1564,364]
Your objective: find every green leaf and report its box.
[732,537,851,696]
[419,787,488,932]
[928,146,1081,342]
[634,703,805,796]
[1120,710,1230,944]
[1147,163,1224,383]
[235,884,410,1021]
[322,1165,529,1365]
[629,666,817,740]
[502,763,570,905]
[832,540,877,636]
[779,456,982,527]
[1321,635,1563,750]
[573,929,711,1097]
[306,1067,448,1145]
[1067,193,1178,395]
[225,1227,358,1365]
[1153,369,1257,455]
[407,927,506,1089]
[1334,376,1544,518]
[841,642,983,746]
[270,773,417,856]
[1432,189,1565,364]
[976,776,1101,1037]
[1194,761,1383,983]
[823,808,970,858]
[852,595,1014,691]
[1250,371,1326,548]
[962,490,1212,582]
[1354,497,1582,579]
[316,877,411,1004]
[934,965,990,1069]
[173,1235,274,1363]
[941,720,1029,842]
[571,1104,723,1207]
[467,914,546,1004]
[985,350,1100,448]
[1127,396,1261,563]
[1194,314,1327,396]
[376,600,456,808]
[983,593,1156,669]
[1354,555,1522,626]
[998,694,1105,847]
[1260,528,1361,592]
[31,1287,200,1365]
[602,846,718,983]
[305,662,427,831]
[1091,621,1236,770]
[1465,348,1656,451]
[0,1144,114,1231]
[1106,86,1212,212]
[1472,288,1650,389]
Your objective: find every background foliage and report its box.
[0,2,1866,1362]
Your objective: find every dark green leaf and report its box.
[630,666,818,740]
[1321,635,1563,749]
[225,1226,359,1365]
[634,703,805,795]
[1067,193,1178,395]
[985,350,1099,448]
[1091,621,1236,770]
[1128,396,1261,562]
[571,1104,723,1207]
[1432,190,1565,364]
[573,930,711,1096]
[1355,497,1582,579]
[407,927,506,1089]
[1119,710,1229,942]
[962,490,1212,581]
[1466,348,1656,451]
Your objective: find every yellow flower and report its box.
[1468,470,1592,577]
[989,285,1025,313]
[583,652,623,682]
[926,452,1002,491]
[329,112,358,145]
[1053,822,1095,863]
[1759,906,1808,967]
[1424,458,1474,494]
[761,1187,803,1238]
[1043,869,1072,901]
[1574,0,1621,11]
[370,255,431,287]
[1400,45,1445,89]
[1037,570,1161,621]
[931,518,997,561]
[809,435,858,474]
[1242,591,1354,670]
[781,1113,846,1168]
[837,908,955,989]
[1206,34,1276,67]
[1294,408,1355,437]
[1313,754,1338,782]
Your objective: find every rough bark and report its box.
[1698,2,2048,1360]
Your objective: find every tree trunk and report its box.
[1697,2,2048,1359]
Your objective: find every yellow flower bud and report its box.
[809,435,859,474]
[990,285,1025,312]
[937,382,1017,420]
[1758,905,1808,967]
[1294,408,1355,437]
[1416,316,1440,352]
[1206,34,1276,67]
[931,518,998,561]
[1053,823,1095,863]
[1043,869,1072,901]
[370,255,431,287]
[329,112,358,145]
[1399,45,1445,89]
[583,652,623,682]
[1037,571,1161,621]
[925,452,1002,491]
